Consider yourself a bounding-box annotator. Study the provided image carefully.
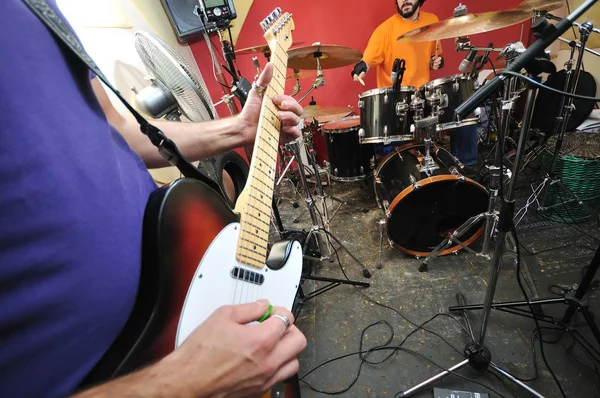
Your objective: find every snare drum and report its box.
[374,143,488,257]
[358,86,416,144]
[322,116,375,181]
[420,74,479,131]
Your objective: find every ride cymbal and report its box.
[288,44,362,70]
[236,41,305,56]
[516,0,564,12]
[397,10,531,42]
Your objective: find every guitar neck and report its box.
[235,43,289,268]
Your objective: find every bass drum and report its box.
[374,143,488,257]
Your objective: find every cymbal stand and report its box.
[515,20,600,226]
[400,69,545,398]
[285,139,370,318]
[297,56,325,104]
[419,66,521,272]
[302,120,346,229]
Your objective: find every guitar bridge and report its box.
[231,267,265,285]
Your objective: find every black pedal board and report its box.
[433,388,489,398]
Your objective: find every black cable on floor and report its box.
[300,206,517,396]
[511,221,567,397]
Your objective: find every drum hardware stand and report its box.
[415,116,440,174]
[286,138,371,272]
[401,68,546,398]
[419,71,522,272]
[286,139,370,318]
[376,219,386,270]
[514,20,600,226]
[297,50,325,103]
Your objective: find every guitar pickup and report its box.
[230,267,265,285]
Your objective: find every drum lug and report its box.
[384,93,388,104]
[334,167,338,176]
[358,128,365,140]
[409,174,421,190]
[358,99,364,109]
[383,125,388,138]
[453,81,460,92]
[381,200,392,218]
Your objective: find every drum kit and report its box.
[236,0,600,395]
[258,4,549,267]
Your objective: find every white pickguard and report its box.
[175,223,303,348]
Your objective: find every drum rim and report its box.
[421,73,472,90]
[358,86,416,98]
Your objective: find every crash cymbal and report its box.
[286,71,317,80]
[301,104,354,122]
[236,42,305,56]
[397,10,531,42]
[288,44,362,70]
[516,0,564,12]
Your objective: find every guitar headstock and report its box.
[260,8,295,53]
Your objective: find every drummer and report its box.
[351,0,478,168]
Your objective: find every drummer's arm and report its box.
[353,28,384,81]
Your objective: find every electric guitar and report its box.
[83,9,302,394]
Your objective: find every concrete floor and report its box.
[273,154,600,398]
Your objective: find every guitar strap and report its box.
[22,0,221,192]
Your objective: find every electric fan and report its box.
[133,30,216,122]
[132,30,248,207]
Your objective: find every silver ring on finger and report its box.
[252,81,267,96]
[271,312,291,330]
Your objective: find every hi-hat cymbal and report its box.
[397,10,532,42]
[286,72,317,80]
[288,44,362,70]
[516,0,564,12]
[236,42,305,56]
[301,104,354,122]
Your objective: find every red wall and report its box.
[190,0,530,116]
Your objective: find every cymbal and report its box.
[286,72,317,80]
[516,0,564,12]
[236,42,305,56]
[397,10,531,42]
[301,104,354,123]
[288,44,362,70]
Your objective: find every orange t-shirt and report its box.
[362,12,442,88]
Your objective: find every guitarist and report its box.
[0,1,306,397]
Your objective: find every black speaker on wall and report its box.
[160,0,237,44]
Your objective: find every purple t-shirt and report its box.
[0,1,158,396]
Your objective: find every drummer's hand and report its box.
[431,56,443,70]
[353,71,366,84]
[239,63,303,145]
